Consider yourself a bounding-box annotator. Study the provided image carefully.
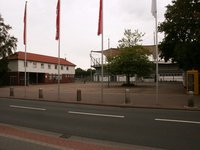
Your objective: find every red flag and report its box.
[56,0,60,40]
[97,0,102,36]
[23,1,27,45]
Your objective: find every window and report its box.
[33,62,37,68]
[55,65,57,69]
[48,64,51,69]
[41,63,44,69]
[66,66,69,70]
[61,65,63,70]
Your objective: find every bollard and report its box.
[10,87,14,96]
[39,88,43,99]
[188,91,194,107]
[125,88,131,104]
[77,89,81,101]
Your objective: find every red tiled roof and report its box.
[8,51,76,66]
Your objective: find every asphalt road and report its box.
[0,98,200,150]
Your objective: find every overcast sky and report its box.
[0,0,172,69]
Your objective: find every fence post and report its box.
[125,88,131,104]
[10,87,14,97]
[39,88,43,99]
[77,89,81,101]
[188,91,194,107]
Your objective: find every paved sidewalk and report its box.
[0,82,199,110]
[0,123,164,150]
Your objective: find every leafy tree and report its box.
[75,68,96,81]
[0,15,17,58]
[118,29,145,48]
[0,58,9,85]
[108,29,153,85]
[75,68,86,78]
[0,14,17,85]
[86,68,96,76]
[158,0,200,71]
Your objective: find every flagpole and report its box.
[155,12,159,105]
[101,0,104,102]
[57,0,61,100]
[56,0,61,100]
[25,37,27,97]
[151,0,158,105]
[24,1,27,98]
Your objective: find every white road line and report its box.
[155,118,200,125]
[68,111,125,118]
[10,105,46,111]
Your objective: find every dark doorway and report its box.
[29,73,45,84]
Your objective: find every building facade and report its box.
[8,52,76,85]
[90,46,183,82]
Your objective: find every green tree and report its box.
[0,15,17,85]
[158,0,200,71]
[75,68,86,79]
[108,29,153,85]
[118,29,145,48]
[75,68,96,82]
[86,68,95,76]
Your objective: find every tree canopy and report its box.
[158,0,200,71]
[108,29,153,85]
[0,14,17,85]
[0,15,17,58]
[118,29,145,48]
[75,68,95,81]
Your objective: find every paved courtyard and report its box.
[0,81,199,109]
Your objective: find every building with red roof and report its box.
[8,51,76,85]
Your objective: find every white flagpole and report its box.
[58,34,61,100]
[101,0,104,102]
[155,12,159,105]
[25,39,27,97]
[152,0,159,105]
[24,1,27,98]
[97,0,104,102]
[58,0,61,100]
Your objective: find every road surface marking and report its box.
[10,105,46,111]
[155,118,200,124]
[68,111,125,118]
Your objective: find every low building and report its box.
[91,46,183,82]
[8,51,76,85]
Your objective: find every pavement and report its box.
[0,123,164,150]
[0,81,199,110]
[0,81,199,149]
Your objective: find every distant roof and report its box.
[93,45,159,59]
[8,51,76,67]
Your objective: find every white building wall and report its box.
[93,75,136,82]
[159,76,183,82]
[116,75,136,82]
[10,60,75,74]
